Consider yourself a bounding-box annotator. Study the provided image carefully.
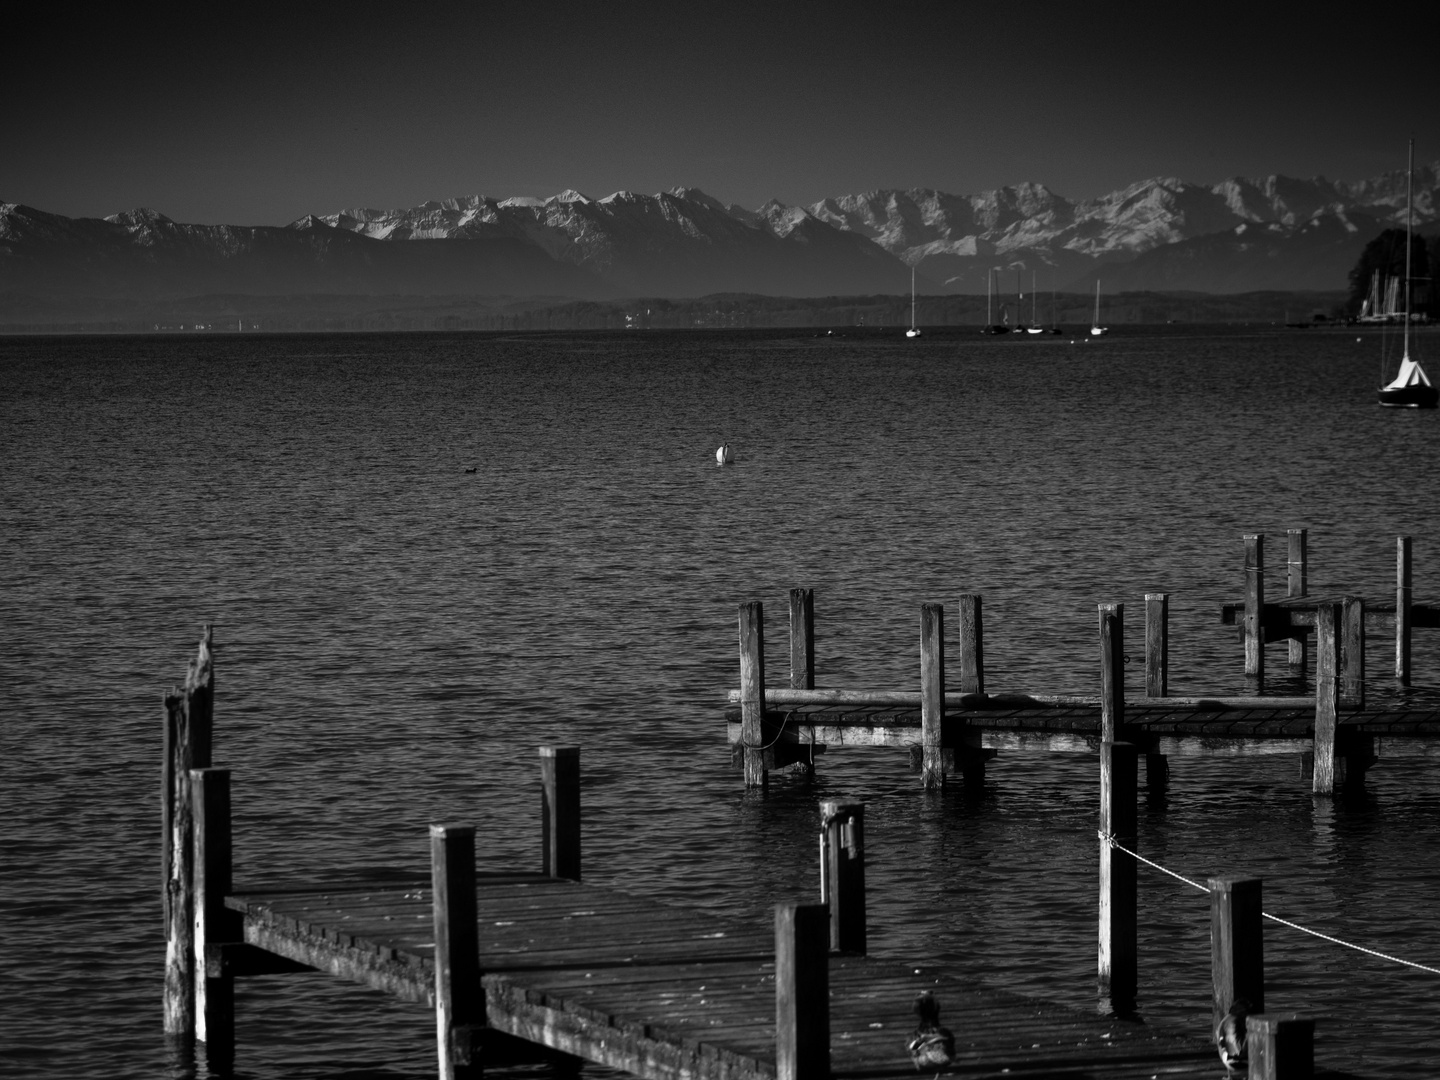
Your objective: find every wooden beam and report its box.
[775,903,829,1080]
[1287,529,1307,670]
[540,746,581,881]
[959,593,984,695]
[1244,534,1264,681]
[789,588,815,691]
[725,687,1313,710]
[819,801,865,954]
[919,603,946,789]
[1209,876,1264,1031]
[1342,595,1365,708]
[191,768,236,1066]
[1397,536,1413,684]
[431,824,483,1080]
[1246,1013,1315,1080]
[1314,603,1340,795]
[738,602,767,790]
[205,942,313,978]
[1099,604,1124,743]
[1144,593,1168,697]
[1098,742,1138,1008]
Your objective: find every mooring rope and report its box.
[1098,831,1440,977]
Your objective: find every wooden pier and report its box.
[158,631,1334,1079]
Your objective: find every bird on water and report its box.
[1214,998,1251,1075]
[906,991,954,1072]
[715,443,733,465]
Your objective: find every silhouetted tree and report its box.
[1348,228,1434,316]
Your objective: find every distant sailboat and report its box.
[982,268,1007,334]
[906,267,921,338]
[1090,280,1109,336]
[1378,140,1438,408]
[1026,271,1045,334]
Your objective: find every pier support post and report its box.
[1099,604,1124,743]
[163,627,214,1041]
[1287,529,1308,671]
[789,588,815,691]
[1209,876,1264,1031]
[540,746,581,881]
[920,603,947,789]
[739,602,768,790]
[819,801,865,954]
[1342,595,1365,709]
[1246,1014,1315,1080]
[1098,741,1138,1008]
[1143,594,1169,787]
[775,903,829,1080]
[192,768,236,1068]
[959,593,984,695]
[1244,534,1265,682]
[1314,603,1340,795]
[431,824,483,1080]
[1397,536,1412,684]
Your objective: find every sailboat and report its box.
[982,268,1008,334]
[1090,280,1109,336]
[1026,271,1045,334]
[1378,140,1438,408]
[906,266,921,338]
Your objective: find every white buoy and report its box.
[716,444,733,465]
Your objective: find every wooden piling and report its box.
[1287,529,1307,670]
[919,603,946,789]
[1314,603,1340,796]
[1144,593,1168,697]
[739,602,768,790]
[789,588,815,690]
[959,593,984,695]
[540,746,581,881]
[1244,534,1264,681]
[431,824,483,1080]
[819,801,865,954]
[775,903,829,1080]
[163,627,214,1039]
[1098,741,1138,1007]
[1099,604,1124,743]
[192,768,236,1064]
[1397,536,1413,684]
[1209,876,1264,1030]
[1246,1014,1315,1080]
[1342,595,1365,708]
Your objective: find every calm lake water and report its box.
[3,326,1439,1079]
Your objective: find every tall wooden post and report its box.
[1342,595,1365,708]
[192,768,236,1066]
[1397,536,1413,684]
[819,801,865,954]
[775,903,829,1080]
[1246,1014,1315,1080]
[1144,593,1167,697]
[1098,741,1138,1007]
[789,588,815,690]
[1099,604,1124,743]
[164,627,214,1040]
[920,603,946,789]
[958,593,984,695]
[1244,534,1265,681]
[739,602,768,790]
[540,746,580,881]
[431,824,483,1080]
[1287,529,1308,670]
[1314,602,1340,796]
[1209,876,1264,1030]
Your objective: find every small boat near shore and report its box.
[981,268,1008,334]
[905,266,921,338]
[1378,141,1437,409]
[1090,280,1108,336]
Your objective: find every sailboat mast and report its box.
[1404,138,1413,361]
[987,268,992,324]
[911,266,916,330]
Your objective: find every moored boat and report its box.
[1378,141,1437,409]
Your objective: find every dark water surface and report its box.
[3,327,1440,1079]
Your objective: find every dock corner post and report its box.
[431,824,483,1080]
[1287,529,1308,671]
[1244,534,1265,682]
[959,593,985,696]
[1098,741,1139,1009]
[1143,593,1168,697]
[919,603,946,789]
[1341,595,1365,709]
[191,768,236,1068]
[789,588,815,691]
[775,903,830,1080]
[1397,536,1413,685]
[1314,603,1341,796]
[1246,1014,1315,1080]
[1099,603,1124,743]
[819,801,866,955]
[739,601,768,790]
[1208,876,1264,1033]
[539,746,581,881]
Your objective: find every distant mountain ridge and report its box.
[3,161,1436,306]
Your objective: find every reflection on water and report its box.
[3,327,1440,1079]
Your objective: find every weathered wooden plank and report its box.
[1287,528,1308,669]
[1315,603,1340,795]
[1244,533,1264,679]
[1145,593,1168,696]
[958,593,984,695]
[919,603,945,788]
[738,602,767,789]
[1099,603,1124,742]
[788,588,814,691]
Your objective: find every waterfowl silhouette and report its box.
[715,444,733,465]
[905,991,954,1072]
[463,467,477,474]
[1213,998,1251,1075]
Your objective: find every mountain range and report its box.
[3,163,1437,309]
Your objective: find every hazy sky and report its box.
[6,0,1436,225]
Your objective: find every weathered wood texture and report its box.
[1287,528,1307,669]
[540,746,581,881]
[738,602,767,789]
[1209,876,1264,1028]
[1314,604,1340,795]
[775,904,828,1080]
[788,588,814,691]
[959,593,984,695]
[1245,533,1265,679]
[1145,593,1168,697]
[191,768,236,1063]
[1100,603,1124,742]
[1247,1013,1315,1080]
[1098,742,1138,1006]
[819,801,865,955]
[919,603,945,789]
[432,824,483,1080]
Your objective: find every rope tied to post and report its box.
[1098,831,1440,977]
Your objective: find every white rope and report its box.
[1097,832,1440,977]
